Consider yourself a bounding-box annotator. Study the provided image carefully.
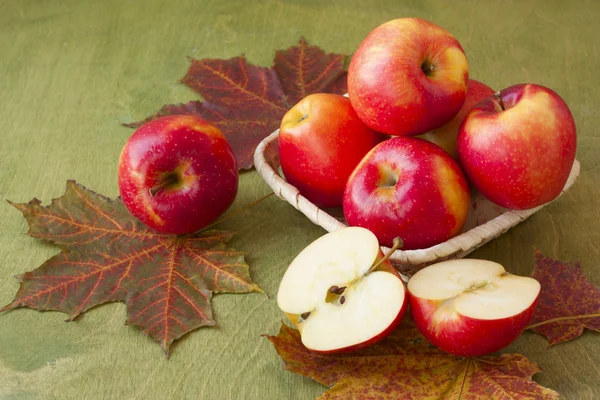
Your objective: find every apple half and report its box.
[277,227,407,353]
[407,259,540,357]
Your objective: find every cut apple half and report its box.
[277,227,407,353]
[407,259,541,356]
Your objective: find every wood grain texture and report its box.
[0,0,598,399]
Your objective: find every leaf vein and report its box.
[198,63,287,112]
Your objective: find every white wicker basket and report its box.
[254,128,580,276]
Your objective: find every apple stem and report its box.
[367,236,403,275]
[421,60,436,76]
[494,91,506,111]
[149,174,179,197]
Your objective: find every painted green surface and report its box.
[0,0,598,398]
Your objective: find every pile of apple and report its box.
[276,17,577,356]
[278,17,577,250]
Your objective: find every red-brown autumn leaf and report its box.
[527,249,600,345]
[126,37,348,170]
[265,316,558,400]
[2,180,261,356]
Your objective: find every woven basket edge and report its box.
[254,129,581,269]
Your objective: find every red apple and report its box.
[419,79,495,158]
[348,17,469,136]
[343,137,470,250]
[118,115,238,234]
[457,83,577,209]
[277,227,407,353]
[407,259,540,357]
[278,93,384,207]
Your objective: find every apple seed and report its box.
[329,286,347,295]
[298,311,311,323]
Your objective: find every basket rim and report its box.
[254,128,581,269]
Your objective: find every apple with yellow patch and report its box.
[348,17,469,136]
[343,137,470,250]
[278,93,384,207]
[419,79,495,158]
[407,259,541,356]
[118,115,238,234]
[277,227,407,353]
[457,83,577,209]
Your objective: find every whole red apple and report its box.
[408,259,540,357]
[343,137,470,250]
[457,83,577,209]
[118,115,238,234]
[348,18,469,136]
[419,79,495,158]
[278,93,384,207]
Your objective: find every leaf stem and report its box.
[526,313,600,330]
[201,192,275,231]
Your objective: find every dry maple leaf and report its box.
[527,249,600,346]
[265,316,558,400]
[126,37,348,170]
[1,180,262,356]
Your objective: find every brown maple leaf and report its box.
[265,316,558,399]
[126,37,348,170]
[527,249,600,346]
[1,180,262,356]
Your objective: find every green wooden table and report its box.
[1,0,598,398]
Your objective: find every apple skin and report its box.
[343,137,471,250]
[408,292,538,357]
[457,83,577,209]
[278,93,385,207]
[348,17,469,136]
[284,250,407,354]
[418,79,495,158]
[118,115,238,234]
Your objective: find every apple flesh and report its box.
[418,79,495,158]
[348,17,469,136]
[457,83,577,209]
[278,93,384,207]
[118,115,238,234]
[343,137,471,250]
[407,259,540,357]
[277,227,407,353]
